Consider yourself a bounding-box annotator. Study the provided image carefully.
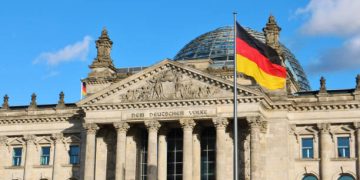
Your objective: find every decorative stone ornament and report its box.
[113,122,130,133]
[89,27,115,70]
[51,133,64,143]
[56,91,66,109]
[83,123,99,134]
[319,76,327,94]
[317,123,331,134]
[247,116,267,133]
[144,120,161,132]
[1,94,9,110]
[23,134,36,143]
[180,118,196,130]
[29,93,37,109]
[212,117,229,129]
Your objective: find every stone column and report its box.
[180,118,196,180]
[83,123,99,180]
[158,127,168,180]
[145,120,161,180]
[114,122,130,180]
[355,122,360,180]
[318,123,332,180]
[0,136,8,177]
[213,117,229,180]
[247,116,266,180]
[192,127,201,180]
[23,134,36,180]
[51,133,64,180]
[79,130,86,180]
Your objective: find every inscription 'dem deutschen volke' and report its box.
[130,109,209,119]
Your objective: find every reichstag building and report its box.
[1,16,360,180]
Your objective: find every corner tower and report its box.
[263,15,282,54]
[83,28,117,96]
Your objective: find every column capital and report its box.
[145,120,161,132]
[83,123,99,134]
[51,133,64,143]
[354,122,360,130]
[0,136,7,145]
[23,134,36,143]
[114,122,130,133]
[180,118,196,130]
[247,116,267,133]
[212,117,229,129]
[317,123,331,134]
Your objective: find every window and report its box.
[337,137,350,158]
[201,127,215,180]
[167,129,183,180]
[338,174,355,180]
[301,138,314,158]
[139,132,148,180]
[303,174,318,180]
[12,147,22,166]
[40,146,50,165]
[69,145,80,165]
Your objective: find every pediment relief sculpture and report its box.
[119,69,222,102]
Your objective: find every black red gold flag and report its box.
[235,22,286,90]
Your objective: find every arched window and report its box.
[167,129,183,180]
[302,174,318,180]
[201,127,216,180]
[338,174,355,180]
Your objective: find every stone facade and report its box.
[1,19,360,180]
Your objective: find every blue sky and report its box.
[1,0,360,105]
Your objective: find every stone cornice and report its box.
[80,97,263,111]
[0,114,82,125]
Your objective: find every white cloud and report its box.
[296,0,360,36]
[296,0,360,73]
[307,35,360,73]
[34,36,92,66]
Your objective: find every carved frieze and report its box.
[119,69,220,102]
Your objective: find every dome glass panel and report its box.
[174,26,311,91]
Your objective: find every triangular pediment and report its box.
[77,59,265,106]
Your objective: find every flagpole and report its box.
[233,12,239,180]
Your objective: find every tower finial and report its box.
[356,74,360,90]
[1,94,9,110]
[56,91,66,109]
[89,27,114,70]
[101,27,108,38]
[319,76,327,94]
[29,93,37,109]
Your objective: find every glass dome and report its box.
[174,26,311,91]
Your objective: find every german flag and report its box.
[235,22,286,90]
[82,82,87,97]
